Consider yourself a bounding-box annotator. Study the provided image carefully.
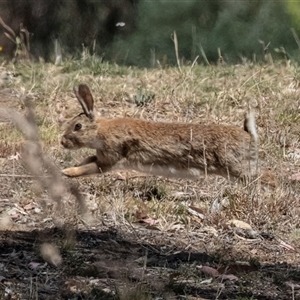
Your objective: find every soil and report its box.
[0,225,300,299]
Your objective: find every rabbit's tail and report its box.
[244,112,258,143]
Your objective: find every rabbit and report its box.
[61,84,258,182]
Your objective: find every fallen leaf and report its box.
[24,203,35,210]
[187,205,205,219]
[218,274,239,281]
[201,226,218,235]
[218,263,259,274]
[139,217,159,225]
[289,172,300,181]
[286,147,300,161]
[279,240,296,251]
[228,219,252,230]
[210,197,230,213]
[250,249,258,255]
[9,213,20,220]
[189,205,205,214]
[42,217,52,223]
[197,265,219,277]
[169,272,181,282]
[28,262,41,270]
[34,207,41,213]
[200,278,213,284]
[40,243,62,266]
[114,172,127,181]
[8,152,20,160]
[167,223,185,232]
[0,214,12,228]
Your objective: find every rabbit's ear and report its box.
[73,84,94,120]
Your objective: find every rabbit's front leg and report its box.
[62,156,116,177]
[62,155,99,177]
[76,155,98,166]
[62,163,100,177]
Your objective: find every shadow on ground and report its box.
[0,227,299,299]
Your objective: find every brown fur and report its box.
[61,84,258,182]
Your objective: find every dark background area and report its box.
[0,0,300,66]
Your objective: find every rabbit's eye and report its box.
[74,123,82,131]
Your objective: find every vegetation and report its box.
[106,0,300,66]
[0,55,300,298]
[1,1,300,67]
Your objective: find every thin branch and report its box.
[0,16,16,38]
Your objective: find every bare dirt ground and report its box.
[1,62,300,299]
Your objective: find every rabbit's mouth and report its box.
[61,136,81,149]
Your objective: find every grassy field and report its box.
[0,58,300,299]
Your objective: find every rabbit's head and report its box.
[61,84,102,150]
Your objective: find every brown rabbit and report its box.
[61,84,258,182]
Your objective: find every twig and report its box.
[0,174,51,178]
[0,16,16,38]
[198,43,210,66]
[191,55,199,69]
[291,28,300,51]
[172,31,181,72]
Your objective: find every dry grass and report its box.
[1,58,300,299]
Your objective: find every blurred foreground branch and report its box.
[0,101,88,219]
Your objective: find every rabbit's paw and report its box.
[62,167,81,177]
